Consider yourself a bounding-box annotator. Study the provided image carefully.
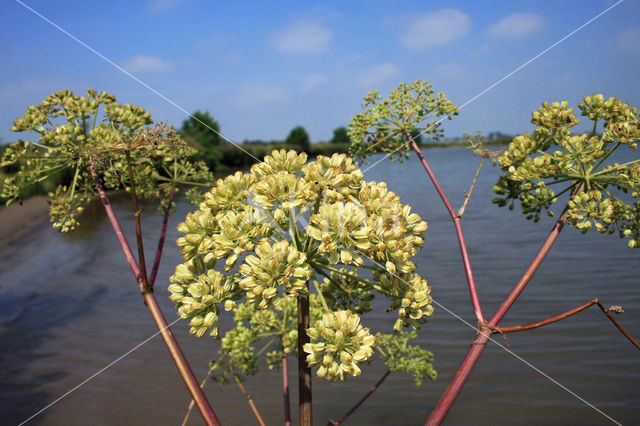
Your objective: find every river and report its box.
[1,147,638,425]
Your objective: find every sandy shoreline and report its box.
[0,195,50,245]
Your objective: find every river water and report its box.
[1,148,638,425]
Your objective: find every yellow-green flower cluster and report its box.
[304,310,375,381]
[2,89,212,232]
[306,181,428,274]
[493,94,639,248]
[168,258,238,338]
[171,148,432,381]
[239,240,312,309]
[376,272,434,330]
[359,181,428,273]
[348,80,459,163]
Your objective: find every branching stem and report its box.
[234,375,267,426]
[458,157,484,217]
[328,369,392,426]
[148,184,176,287]
[89,164,220,426]
[125,151,150,293]
[408,134,485,324]
[497,299,640,350]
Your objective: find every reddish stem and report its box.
[596,302,640,350]
[426,208,568,425]
[149,184,176,287]
[498,299,599,333]
[90,167,220,426]
[282,339,292,426]
[409,137,484,323]
[126,152,150,293]
[498,299,640,350]
[329,369,391,426]
[234,375,266,426]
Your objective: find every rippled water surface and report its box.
[1,148,638,425]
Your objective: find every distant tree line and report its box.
[179,111,355,172]
[0,110,514,204]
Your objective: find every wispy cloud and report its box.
[399,9,470,51]
[234,85,289,107]
[123,55,173,73]
[299,73,329,93]
[610,26,640,55]
[357,63,399,88]
[487,13,545,40]
[271,21,332,54]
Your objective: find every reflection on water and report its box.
[0,148,638,425]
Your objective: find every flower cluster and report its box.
[377,272,434,331]
[493,95,639,248]
[1,89,212,232]
[239,241,312,308]
[167,258,238,338]
[375,331,437,386]
[348,79,459,162]
[304,310,375,381]
[170,149,433,380]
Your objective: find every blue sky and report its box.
[1,0,639,144]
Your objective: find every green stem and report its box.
[314,263,376,288]
[592,142,621,171]
[592,158,640,177]
[256,338,276,357]
[312,265,350,295]
[537,182,577,206]
[68,159,82,200]
[311,277,330,312]
[29,141,54,151]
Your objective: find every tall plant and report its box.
[348,81,640,424]
[1,89,220,425]
[169,149,437,425]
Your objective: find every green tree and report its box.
[285,125,311,152]
[331,126,350,144]
[181,111,223,170]
[181,110,222,148]
[410,128,423,146]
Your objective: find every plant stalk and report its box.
[282,338,292,426]
[425,209,568,425]
[408,136,485,323]
[90,166,220,426]
[498,299,639,349]
[234,375,266,426]
[149,184,176,287]
[126,152,151,293]
[329,369,391,425]
[298,287,312,426]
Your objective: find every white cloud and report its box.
[299,73,329,93]
[610,26,640,55]
[271,21,332,54]
[234,86,289,107]
[487,13,545,40]
[357,63,399,88]
[123,55,173,73]
[399,9,470,51]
